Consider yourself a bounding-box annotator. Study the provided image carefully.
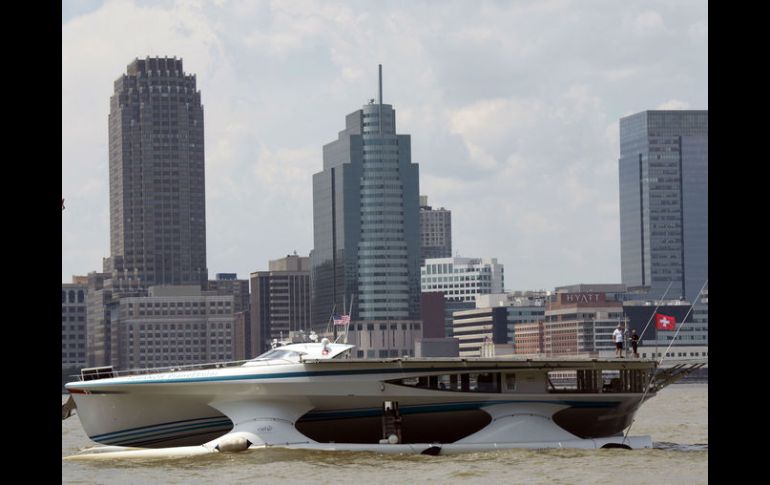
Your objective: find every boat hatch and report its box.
[80,366,115,381]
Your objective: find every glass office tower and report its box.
[311,66,421,329]
[619,110,708,302]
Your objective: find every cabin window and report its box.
[388,372,501,393]
[250,349,305,362]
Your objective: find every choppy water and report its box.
[62,384,707,484]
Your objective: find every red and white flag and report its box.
[333,314,350,326]
[655,313,676,331]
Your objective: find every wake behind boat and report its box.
[63,335,703,459]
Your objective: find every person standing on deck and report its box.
[630,329,640,358]
[613,324,624,358]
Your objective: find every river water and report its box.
[62,384,707,484]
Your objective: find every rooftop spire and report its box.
[378,64,383,134]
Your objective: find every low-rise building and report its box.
[62,278,88,368]
[345,321,423,358]
[114,285,235,369]
[452,307,508,357]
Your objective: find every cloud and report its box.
[633,11,664,34]
[62,0,707,290]
[656,99,691,110]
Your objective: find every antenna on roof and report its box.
[378,64,383,134]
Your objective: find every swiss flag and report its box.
[655,313,676,331]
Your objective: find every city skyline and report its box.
[62,1,708,291]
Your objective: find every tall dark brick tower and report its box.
[106,56,208,287]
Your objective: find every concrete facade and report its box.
[420,291,446,338]
[541,292,625,357]
[419,196,452,266]
[421,257,504,303]
[62,279,88,368]
[452,307,508,357]
[345,320,423,358]
[113,285,235,369]
[415,337,460,357]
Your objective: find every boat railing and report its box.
[69,359,253,382]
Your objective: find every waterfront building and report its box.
[208,273,250,313]
[86,56,214,370]
[421,257,504,303]
[475,292,546,346]
[112,285,235,369]
[444,299,476,338]
[250,255,312,355]
[513,321,545,356]
[452,307,509,357]
[554,284,626,301]
[62,278,88,368]
[621,297,708,347]
[515,292,625,358]
[618,110,708,302]
[420,291,447,338]
[419,195,452,266]
[345,320,423,358]
[415,337,460,357]
[310,65,422,333]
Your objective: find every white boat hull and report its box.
[65,354,660,457]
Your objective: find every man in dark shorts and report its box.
[630,329,640,358]
[612,324,624,357]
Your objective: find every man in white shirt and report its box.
[612,324,624,358]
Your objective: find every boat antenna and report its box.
[621,279,708,445]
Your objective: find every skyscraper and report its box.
[618,110,708,302]
[419,195,452,266]
[86,57,217,369]
[310,66,421,329]
[105,56,207,288]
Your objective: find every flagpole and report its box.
[344,294,355,345]
[657,279,708,366]
[636,280,674,360]
[327,304,337,339]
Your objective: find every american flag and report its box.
[333,314,351,326]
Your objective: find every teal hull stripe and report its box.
[92,417,232,443]
[74,366,510,387]
[98,422,233,446]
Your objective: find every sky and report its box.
[62,0,708,291]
